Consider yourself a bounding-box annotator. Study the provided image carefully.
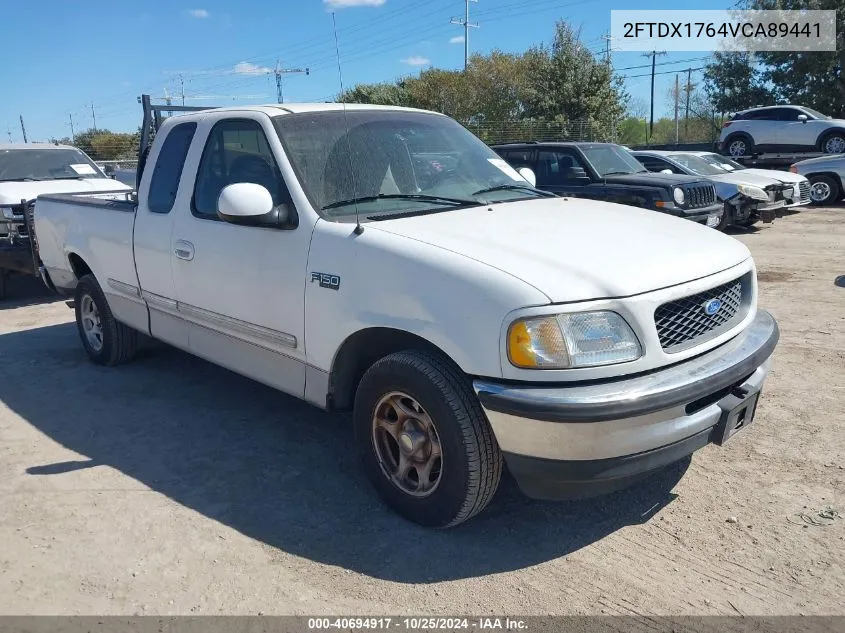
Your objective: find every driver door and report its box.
[171,113,312,399]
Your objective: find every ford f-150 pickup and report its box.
[34,101,779,527]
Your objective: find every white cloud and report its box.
[323,0,385,8]
[234,61,272,75]
[187,8,209,18]
[449,35,465,44]
[401,55,430,66]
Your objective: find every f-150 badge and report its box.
[311,272,341,290]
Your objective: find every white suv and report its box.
[718,105,845,157]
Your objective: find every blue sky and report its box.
[1,0,726,142]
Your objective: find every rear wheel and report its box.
[353,350,502,528]
[808,175,840,206]
[820,131,845,155]
[725,134,754,158]
[0,269,7,301]
[75,274,138,366]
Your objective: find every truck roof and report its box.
[166,102,444,119]
[0,142,78,151]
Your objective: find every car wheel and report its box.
[0,269,7,301]
[75,274,138,366]
[353,349,503,528]
[716,203,732,231]
[820,132,845,155]
[808,175,841,206]
[725,134,754,158]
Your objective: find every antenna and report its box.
[332,12,362,235]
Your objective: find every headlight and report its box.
[673,187,685,205]
[737,183,769,201]
[507,311,642,369]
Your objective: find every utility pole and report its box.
[674,74,680,144]
[684,69,691,142]
[450,0,479,71]
[69,114,75,143]
[179,73,185,106]
[601,33,613,64]
[273,60,309,104]
[19,115,28,143]
[642,50,666,143]
[91,102,98,133]
[6,125,12,142]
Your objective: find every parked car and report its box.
[717,105,845,157]
[0,143,132,299]
[633,150,792,230]
[34,102,779,527]
[690,152,812,208]
[492,142,723,227]
[790,154,845,206]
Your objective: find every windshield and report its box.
[0,148,105,182]
[272,110,545,220]
[580,145,648,177]
[800,107,830,120]
[698,153,745,171]
[666,154,728,176]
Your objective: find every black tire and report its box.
[353,350,503,528]
[808,175,841,206]
[734,217,758,229]
[74,274,138,366]
[723,133,754,158]
[819,131,845,155]
[0,269,7,301]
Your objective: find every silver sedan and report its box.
[790,155,845,206]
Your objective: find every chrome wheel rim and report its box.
[728,139,747,157]
[80,294,104,351]
[371,391,443,497]
[824,136,845,154]
[810,181,831,202]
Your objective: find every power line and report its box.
[615,55,709,72]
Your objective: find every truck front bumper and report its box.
[473,310,779,500]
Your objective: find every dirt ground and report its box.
[1,206,843,616]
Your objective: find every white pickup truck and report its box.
[35,102,780,527]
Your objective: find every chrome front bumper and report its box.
[473,310,779,499]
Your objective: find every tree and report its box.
[702,53,774,115]
[339,81,411,107]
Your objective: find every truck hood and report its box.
[370,197,750,303]
[0,178,131,205]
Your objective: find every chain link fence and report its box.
[463,119,619,145]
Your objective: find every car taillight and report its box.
[789,165,798,173]
[721,121,732,128]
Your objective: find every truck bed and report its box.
[34,191,138,299]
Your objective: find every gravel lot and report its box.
[1,206,843,616]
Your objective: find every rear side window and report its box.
[147,123,197,214]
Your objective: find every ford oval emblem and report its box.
[703,298,722,316]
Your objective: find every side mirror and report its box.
[517,167,536,187]
[217,182,295,228]
[660,169,674,174]
[797,114,808,123]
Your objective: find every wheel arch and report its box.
[327,327,462,411]
[816,127,845,152]
[67,252,93,281]
[723,131,754,156]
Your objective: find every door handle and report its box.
[174,240,195,261]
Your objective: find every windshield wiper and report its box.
[601,170,635,176]
[0,177,39,182]
[322,193,478,211]
[471,184,555,198]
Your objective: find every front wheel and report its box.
[820,132,845,155]
[725,134,754,158]
[353,350,502,528]
[75,274,138,366]
[808,175,841,206]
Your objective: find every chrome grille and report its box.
[654,276,748,353]
[684,184,716,209]
[799,181,810,203]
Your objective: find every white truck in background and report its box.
[34,98,779,527]
[0,143,131,299]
